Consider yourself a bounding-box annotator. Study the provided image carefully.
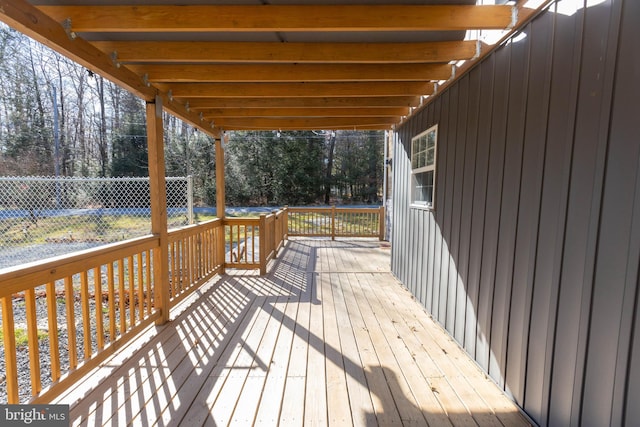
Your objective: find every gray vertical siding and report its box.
[390,1,640,425]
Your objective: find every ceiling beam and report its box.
[183,97,421,109]
[159,82,435,98]
[200,107,410,118]
[92,40,479,64]
[129,63,453,83]
[39,5,515,32]
[214,117,397,131]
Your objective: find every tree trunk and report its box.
[324,132,336,204]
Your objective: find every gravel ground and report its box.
[0,242,104,270]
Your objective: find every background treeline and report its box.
[0,24,384,206]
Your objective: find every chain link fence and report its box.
[0,176,194,269]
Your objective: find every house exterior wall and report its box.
[390,1,640,425]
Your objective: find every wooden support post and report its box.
[215,136,226,273]
[259,214,267,275]
[147,96,170,325]
[379,205,386,241]
[215,137,226,219]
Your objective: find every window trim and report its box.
[410,124,438,210]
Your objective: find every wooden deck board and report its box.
[54,239,530,427]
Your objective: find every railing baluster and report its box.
[183,236,189,288]
[95,266,104,351]
[46,281,61,382]
[191,233,196,281]
[198,232,204,278]
[118,259,126,334]
[25,287,42,396]
[107,263,116,342]
[241,225,246,263]
[146,250,152,315]
[80,271,91,360]
[175,240,181,294]
[178,239,184,292]
[64,276,78,370]
[205,228,211,272]
[252,224,256,264]
[2,296,19,403]
[128,255,135,328]
[172,241,179,297]
[186,236,190,288]
[137,252,144,322]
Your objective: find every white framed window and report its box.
[410,124,437,209]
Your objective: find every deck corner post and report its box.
[379,205,386,241]
[259,213,267,275]
[147,96,170,325]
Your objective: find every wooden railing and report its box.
[167,219,224,308]
[0,205,381,404]
[287,206,385,240]
[0,235,160,404]
[225,208,288,274]
[0,219,225,404]
[225,217,261,269]
[259,209,288,274]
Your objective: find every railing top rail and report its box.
[287,206,382,213]
[224,217,261,224]
[168,218,224,240]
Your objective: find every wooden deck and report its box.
[54,239,531,426]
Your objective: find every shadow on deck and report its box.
[54,239,531,426]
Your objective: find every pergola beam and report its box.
[129,63,453,83]
[200,107,410,118]
[92,40,479,64]
[38,5,515,32]
[159,82,435,98]
[184,96,421,109]
[214,117,398,130]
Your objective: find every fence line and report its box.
[0,176,194,269]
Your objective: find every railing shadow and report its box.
[62,239,523,426]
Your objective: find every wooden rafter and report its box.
[183,97,421,110]
[38,5,515,32]
[158,82,435,99]
[214,117,398,130]
[199,107,410,118]
[92,41,479,64]
[128,63,453,83]
[0,1,526,131]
